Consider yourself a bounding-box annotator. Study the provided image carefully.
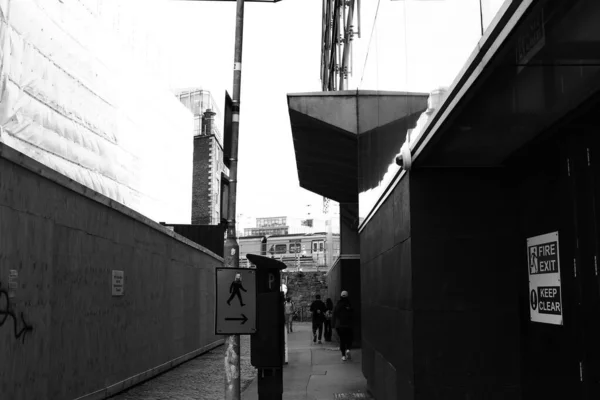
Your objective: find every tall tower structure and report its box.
[175,88,229,225]
[320,0,361,91]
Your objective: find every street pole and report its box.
[223,0,244,398]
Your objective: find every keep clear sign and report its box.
[527,231,563,325]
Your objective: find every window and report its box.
[275,244,287,254]
[289,242,301,253]
[194,115,201,136]
[180,93,191,111]
[312,240,325,253]
[256,217,287,228]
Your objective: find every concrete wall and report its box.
[0,144,223,400]
[360,169,521,400]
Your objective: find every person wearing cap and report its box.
[333,290,354,361]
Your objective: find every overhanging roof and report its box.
[287,90,429,203]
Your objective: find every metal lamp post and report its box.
[175,0,282,399]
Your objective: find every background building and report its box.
[0,0,193,224]
[239,232,340,271]
[175,88,230,225]
[242,204,340,236]
[244,216,289,236]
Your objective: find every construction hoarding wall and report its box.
[0,144,222,400]
[0,0,192,224]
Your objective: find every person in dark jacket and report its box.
[309,294,327,344]
[333,290,354,361]
[324,298,334,341]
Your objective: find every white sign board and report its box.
[215,268,256,334]
[527,232,563,325]
[8,269,18,298]
[112,270,124,296]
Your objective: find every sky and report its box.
[162,0,505,223]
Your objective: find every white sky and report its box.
[163,0,505,223]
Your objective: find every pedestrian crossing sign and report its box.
[215,268,257,335]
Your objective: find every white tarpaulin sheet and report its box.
[0,0,193,223]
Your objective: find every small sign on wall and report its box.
[8,270,18,298]
[112,270,124,296]
[527,232,563,325]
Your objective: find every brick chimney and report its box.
[202,108,217,136]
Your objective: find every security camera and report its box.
[395,143,412,171]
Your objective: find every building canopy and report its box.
[287,91,428,203]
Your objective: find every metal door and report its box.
[569,128,600,399]
[516,132,582,399]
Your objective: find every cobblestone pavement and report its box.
[111,335,256,400]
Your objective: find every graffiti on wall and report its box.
[0,280,33,343]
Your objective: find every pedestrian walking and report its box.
[226,273,247,307]
[284,297,295,333]
[309,294,327,344]
[333,290,354,361]
[324,298,333,341]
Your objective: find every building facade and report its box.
[244,216,289,236]
[0,0,193,224]
[239,232,340,271]
[288,1,600,399]
[175,89,229,225]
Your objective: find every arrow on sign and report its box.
[225,314,248,324]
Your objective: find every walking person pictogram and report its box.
[227,273,247,307]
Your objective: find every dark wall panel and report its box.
[360,175,413,400]
[414,310,521,392]
[393,173,411,244]
[412,237,517,311]
[327,259,342,303]
[341,259,362,346]
[410,167,521,399]
[340,202,360,254]
[166,224,226,256]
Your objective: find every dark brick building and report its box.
[175,89,229,225]
[192,129,228,225]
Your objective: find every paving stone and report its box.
[111,335,256,399]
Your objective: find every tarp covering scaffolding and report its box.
[0,0,193,223]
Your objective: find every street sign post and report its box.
[216,268,257,334]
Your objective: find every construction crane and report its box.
[320,0,361,91]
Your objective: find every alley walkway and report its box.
[109,323,369,400]
[243,322,370,400]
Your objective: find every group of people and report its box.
[283,291,354,362]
